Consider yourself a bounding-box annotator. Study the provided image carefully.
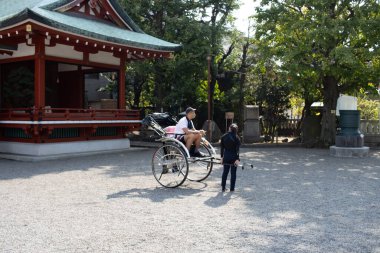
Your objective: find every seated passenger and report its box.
[174,107,206,157]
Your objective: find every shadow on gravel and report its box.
[107,186,203,202]
[232,148,380,252]
[0,149,154,181]
[204,192,232,208]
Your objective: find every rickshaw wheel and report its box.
[186,143,213,182]
[152,144,189,188]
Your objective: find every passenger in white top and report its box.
[175,107,206,157]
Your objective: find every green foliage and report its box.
[255,64,291,139]
[125,61,154,108]
[97,73,117,99]
[3,66,34,107]
[254,0,380,145]
[117,0,380,141]
[196,80,223,103]
[358,96,379,120]
[119,0,238,121]
[289,96,304,119]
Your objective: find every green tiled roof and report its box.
[0,0,181,52]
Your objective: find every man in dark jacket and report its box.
[220,123,241,192]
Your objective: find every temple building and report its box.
[0,0,181,159]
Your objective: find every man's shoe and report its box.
[193,151,206,157]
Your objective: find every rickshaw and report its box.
[142,115,219,188]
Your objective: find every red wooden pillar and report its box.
[34,34,46,108]
[118,54,126,109]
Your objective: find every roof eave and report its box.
[0,8,182,53]
[40,0,145,34]
[0,8,32,29]
[107,0,145,34]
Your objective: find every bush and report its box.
[357,97,379,120]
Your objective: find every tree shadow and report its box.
[107,184,205,203]
[231,148,380,252]
[0,148,155,181]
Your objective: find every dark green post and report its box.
[336,110,364,147]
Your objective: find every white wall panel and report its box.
[89,51,120,65]
[46,44,83,60]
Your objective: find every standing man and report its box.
[175,107,206,157]
[220,123,241,192]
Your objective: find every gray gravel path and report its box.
[0,147,379,253]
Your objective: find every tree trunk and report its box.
[210,57,217,120]
[133,90,140,108]
[153,62,165,112]
[238,73,245,128]
[298,98,312,131]
[133,81,144,108]
[320,75,339,146]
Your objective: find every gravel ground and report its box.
[0,147,379,253]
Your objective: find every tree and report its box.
[3,66,34,108]
[255,62,291,141]
[203,0,239,120]
[255,0,380,146]
[120,0,214,114]
[120,0,239,126]
[125,61,153,108]
[357,95,379,120]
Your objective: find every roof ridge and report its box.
[0,1,182,52]
[0,8,31,28]
[39,0,144,34]
[38,0,75,11]
[107,0,144,34]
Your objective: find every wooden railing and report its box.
[278,119,301,130]
[276,119,380,136]
[0,107,140,121]
[0,107,141,143]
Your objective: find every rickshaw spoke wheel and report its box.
[152,144,189,188]
[186,143,213,182]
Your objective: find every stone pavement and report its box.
[0,147,379,253]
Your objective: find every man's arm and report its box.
[182,127,205,135]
